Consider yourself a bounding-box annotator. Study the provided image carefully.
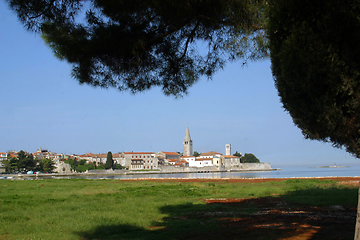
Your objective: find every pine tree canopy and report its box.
[7,0,360,158]
[268,0,360,157]
[6,0,268,96]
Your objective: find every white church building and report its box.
[181,126,240,168]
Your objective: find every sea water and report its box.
[6,165,360,180]
[44,165,360,180]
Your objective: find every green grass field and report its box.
[0,178,358,240]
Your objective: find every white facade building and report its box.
[222,155,241,169]
[181,156,196,167]
[123,152,159,170]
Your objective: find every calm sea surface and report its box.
[36,165,360,180]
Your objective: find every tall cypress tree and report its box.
[105,151,113,169]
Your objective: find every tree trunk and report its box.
[354,186,360,240]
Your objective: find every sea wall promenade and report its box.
[3,162,273,179]
[158,162,272,173]
[85,162,272,175]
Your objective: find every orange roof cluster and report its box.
[200,151,222,156]
[91,154,107,158]
[223,155,239,158]
[79,153,93,157]
[174,160,188,166]
[195,157,213,161]
[123,152,155,154]
[181,156,195,159]
[167,159,178,162]
[200,152,215,156]
[162,152,180,155]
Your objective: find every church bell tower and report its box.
[183,126,193,156]
[226,144,231,156]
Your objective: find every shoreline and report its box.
[2,168,281,179]
[2,175,360,183]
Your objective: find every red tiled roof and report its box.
[200,151,222,156]
[174,160,188,166]
[162,152,180,155]
[178,159,188,163]
[195,157,213,161]
[223,155,239,158]
[91,154,107,158]
[123,152,155,154]
[167,159,178,162]
[79,153,93,157]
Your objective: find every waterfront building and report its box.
[123,152,159,170]
[222,155,241,169]
[156,151,180,165]
[197,151,223,167]
[90,153,108,165]
[0,152,7,173]
[194,156,213,167]
[174,159,189,167]
[112,153,124,166]
[181,156,196,167]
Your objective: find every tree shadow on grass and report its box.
[76,187,357,240]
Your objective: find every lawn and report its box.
[0,178,358,240]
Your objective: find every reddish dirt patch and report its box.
[162,194,353,240]
[137,177,358,240]
[200,197,357,240]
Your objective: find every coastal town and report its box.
[0,126,271,174]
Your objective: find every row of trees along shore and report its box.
[2,150,55,173]
[2,151,123,174]
[58,151,125,173]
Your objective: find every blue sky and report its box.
[0,2,357,168]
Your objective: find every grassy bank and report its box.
[0,178,358,239]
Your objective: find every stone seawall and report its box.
[229,163,272,171]
[159,163,272,173]
[62,163,273,175]
[4,163,274,179]
[86,169,128,174]
[160,166,218,173]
